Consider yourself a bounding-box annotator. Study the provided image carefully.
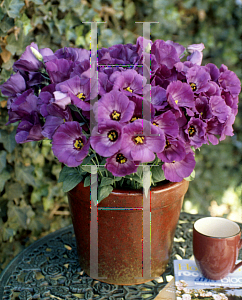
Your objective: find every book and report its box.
[173,259,242,300]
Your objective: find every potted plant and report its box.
[0,36,241,285]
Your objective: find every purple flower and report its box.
[209,95,231,123]
[195,96,213,120]
[186,65,211,93]
[152,111,179,138]
[206,118,223,145]
[185,117,207,148]
[149,86,168,110]
[45,59,74,84]
[93,90,135,123]
[157,137,186,163]
[218,70,241,98]
[42,104,72,139]
[54,75,95,110]
[162,151,196,182]
[0,72,26,109]
[105,152,139,177]
[52,121,90,167]
[15,112,44,143]
[7,90,39,124]
[90,120,123,157]
[220,114,236,141]
[205,63,220,82]
[13,43,53,72]
[110,69,145,96]
[151,40,180,69]
[120,119,165,163]
[167,81,195,111]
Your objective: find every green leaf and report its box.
[0,151,7,173]
[1,130,16,153]
[2,227,15,242]
[6,182,23,200]
[84,175,90,187]
[0,170,11,192]
[151,166,165,183]
[124,0,136,21]
[98,185,113,202]
[99,177,114,187]
[15,165,36,186]
[58,166,83,192]
[3,0,25,18]
[184,169,196,181]
[8,206,28,229]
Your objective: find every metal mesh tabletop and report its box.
[1,212,242,300]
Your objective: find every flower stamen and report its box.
[188,125,196,137]
[190,82,197,92]
[124,86,133,93]
[73,138,84,149]
[111,110,121,121]
[116,153,127,164]
[107,130,118,142]
[77,93,86,100]
[134,136,145,144]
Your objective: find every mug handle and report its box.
[232,239,242,272]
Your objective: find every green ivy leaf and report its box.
[0,151,7,173]
[3,0,25,18]
[98,185,113,202]
[15,165,36,187]
[1,130,16,153]
[0,170,11,192]
[124,0,136,21]
[2,227,15,242]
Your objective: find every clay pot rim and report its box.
[110,179,188,195]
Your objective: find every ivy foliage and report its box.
[0,0,242,271]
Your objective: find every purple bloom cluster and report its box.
[1,39,241,182]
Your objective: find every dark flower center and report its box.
[188,125,196,137]
[165,139,170,148]
[190,82,197,92]
[152,122,159,127]
[134,136,144,144]
[107,130,118,142]
[111,110,121,121]
[124,86,133,93]
[116,153,127,164]
[77,93,86,100]
[73,138,84,149]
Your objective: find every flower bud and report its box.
[30,47,43,62]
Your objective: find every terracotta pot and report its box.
[68,179,189,285]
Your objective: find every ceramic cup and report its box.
[193,217,242,280]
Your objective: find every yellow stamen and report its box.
[175,100,178,104]
[111,110,121,121]
[190,83,197,92]
[108,130,118,142]
[116,153,127,164]
[77,93,86,100]
[74,139,83,149]
[188,125,196,137]
[134,136,144,144]
[124,86,133,93]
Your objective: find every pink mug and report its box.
[193,217,242,280]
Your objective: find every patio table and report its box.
[1,212,241,300]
